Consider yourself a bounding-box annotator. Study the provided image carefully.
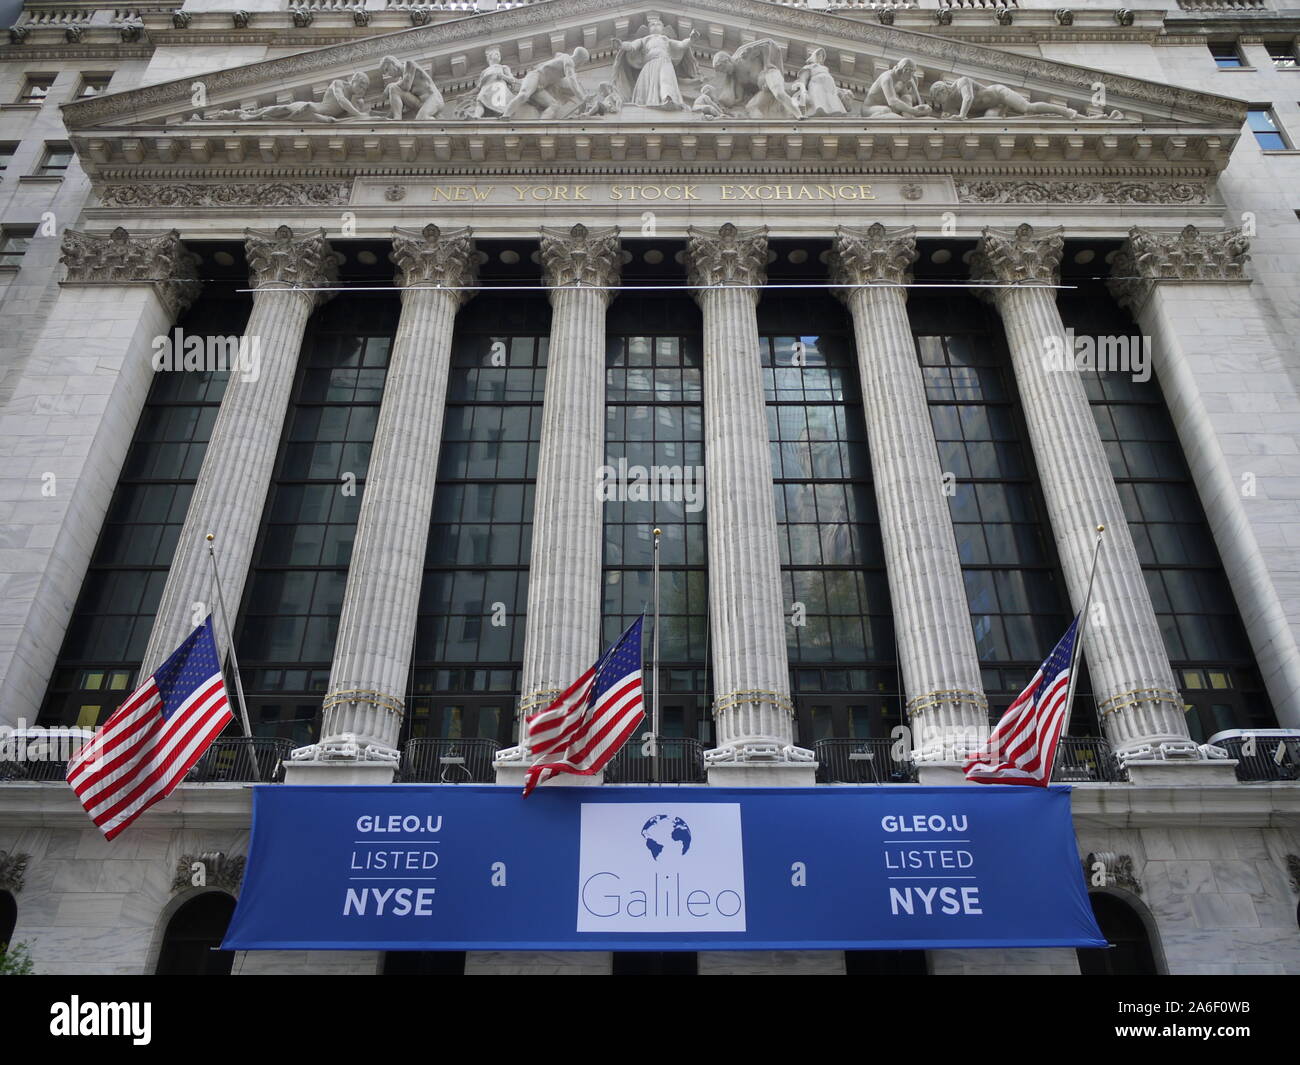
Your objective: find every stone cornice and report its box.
[538,222,621,297]
[686,222,769,290]
[58,0,1251,130]
[1107,222,1252,311]
[830,222,918,290]
[59,225,201,318]
[390,222,478,299]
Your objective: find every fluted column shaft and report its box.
[687,224,808,766]
[973,225,1192,758]
[315,225,477,757]
[832,225,987,763]
[510,224,620,751]
[141,227,337,678]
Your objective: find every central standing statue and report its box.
[612,13,700,110]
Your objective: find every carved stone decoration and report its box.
[197,73,371,122]
[956,179,1209,206]
[1115,8,1135,25]
[794,47,849,118]
[244,225,339,294]
[612,14,700,111]
[390,223,477,299]
[829,222,918,288]
[712,39,802,120]
[686,222,769,290]
[878,9,895,25]
[862,58,931,119]
[969,223,1064,287]
[900,182,923,201]
[172,852,246,894]
[936,9,953,25]
[60,227,201,319]
[929,76,1105,120]
[1085,852,1142,896]
[291,9,313,28]
[1055,8,1074,25]
[1108,224,1251,311]
[502,48,591,119]
[409,8,431,26]
[384,184,407,202]
[378,55,444,120]
[1287,854,1300,895]
[538,223,622,294]
[232,10,251,28]
[455,46,521,119]
[119,20,143,42]
[100,182,351,208]
[170,10,190,29]
[65,25,85,43]
[8,25,29,44]
[0,850,30,893]
[353,9,370,27]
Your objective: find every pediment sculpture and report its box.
[189,36,1127,125]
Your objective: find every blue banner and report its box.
[223,785,1105,951]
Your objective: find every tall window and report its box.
[1265,40,1298,68]
[603,294,710,742]
[0,225,35,266]
[39,291,248,726]
[0,143,18,175]
[1247,108,1290,150]
[34,142,73,177]
[1208,41,1245,69]
[76,73,112,98]
[16,74,55,103]
[235,295,395,742]
[761,292,898,744]
[911,291,1078,724]
[1059,282,1277,740]
[407,295,550,746]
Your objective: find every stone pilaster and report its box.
[288,225,477,783]
[972,225,1226,781]
[0,229,201,723]
[831,224,987,781]
[140,226,337,680]
[495,223,619,783]
[686,223,814,785]
[1109,226,1300,732]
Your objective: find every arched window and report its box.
[156,893,237,975]
[0,890,16,947]
[1076,893,1159,975]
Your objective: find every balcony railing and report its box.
[1211,733,1300,783]
[1051,736,1129,783]
[606,738,707,784]
[815,738,914,783]
[399,737,501,783]
[187,737,294,783]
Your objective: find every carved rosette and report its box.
[538,223,621,303]
[685,222,768,300]
[390,223,478,302]
[60,226,201,320]
[1108,224,1252,312]
[969,223,1064,292]
[0,850,30,893]
[244,225,338,308]
[830,223,918,295]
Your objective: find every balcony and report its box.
[1052,736,1129,783]
[605,738,707,784]
[399,737,501,783]
[1210,731,1300,783]
[815,738,914,784]
[187,737,294,783]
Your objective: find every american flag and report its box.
[67,616,233,840]
[965,617,1079,786]
[523,616,645,797]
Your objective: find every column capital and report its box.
[59,226,201,319]
[830,223,917,295]
[244,225,338,308]
[686,223,768,298]
[390,223,479,303]
[970,223,1064,291]
[1108,224,1252,312]
[538,223,621,302]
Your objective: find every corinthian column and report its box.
[686,223,814,785]
[972,224,1229,783]
[1109,226,1300,732]
[287,225,477,783]
[831,224,987,780]
[0,228,200,723]
[141,226,337,678]
[495,223,619,784]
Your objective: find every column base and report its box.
[1124,759,1239,786]
[914,763,972,786]
[706,761,817,787]
[282,759,397,786]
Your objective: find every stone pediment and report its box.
[61,0,1247,178]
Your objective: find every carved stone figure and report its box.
[379,56,444,120]
[460,46,521,119]
[862,58,931,118]
[612,13,700,111]
[502,47,590,120]
[690,83,728,120]
[199,72,371,122]
[578,82,622,117]
[712,38,801,120]
[795,47,849,117]
[928,76,1079,120]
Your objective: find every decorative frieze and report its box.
[956,179,1210,206]
[99,182,351,208]
[60,226,201,319]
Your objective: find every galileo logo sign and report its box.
[577,804,745,932]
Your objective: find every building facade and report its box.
[0,0,1299,975]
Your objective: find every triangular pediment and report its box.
[61,0,1247,178]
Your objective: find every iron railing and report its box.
[187,737,294,783]
[0,757,71,782]
[1213,734,1300,783]
[815,738,913,784]
[1051,736,1128,783]
[399,738,501,783]
[606,738,707,783]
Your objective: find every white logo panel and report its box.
[577,803,746,933]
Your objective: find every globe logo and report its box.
[640,814,692,861]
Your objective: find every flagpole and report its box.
[205,532,260,783]
[1057,525,1105,771]
[651,527,661,784]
